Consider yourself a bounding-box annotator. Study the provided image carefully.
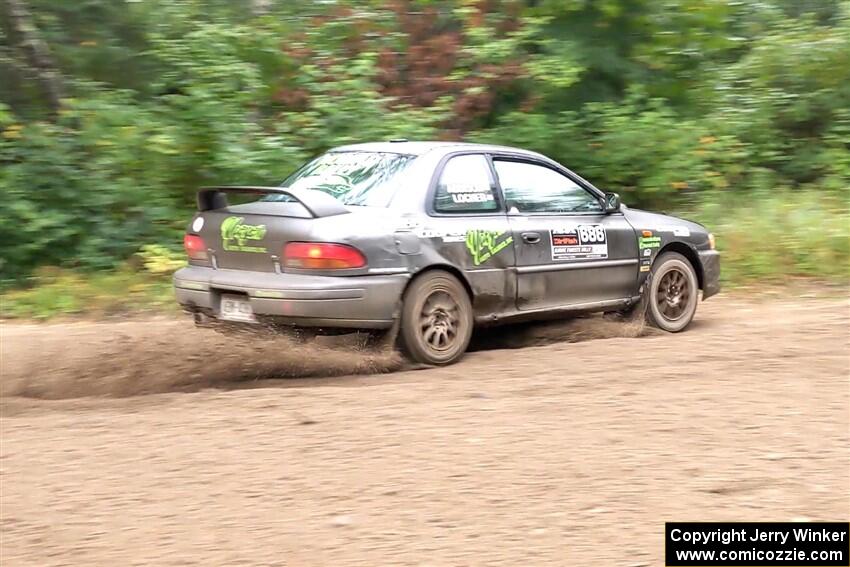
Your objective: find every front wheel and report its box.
[646,252,699,332]
[399,271,473,366]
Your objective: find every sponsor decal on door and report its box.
[551,225,608,261]
[465,229,513,266]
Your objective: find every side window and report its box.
[493,160,602,214]
[434,154,499,213]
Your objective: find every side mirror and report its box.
[603,192,621,214]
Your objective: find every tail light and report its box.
[183,234,208,260]
[284,242,366,270]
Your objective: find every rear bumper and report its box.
[698,249,721,300]
[173,266,409,329]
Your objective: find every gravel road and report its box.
[1,294,848,566]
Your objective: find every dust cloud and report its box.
[470,312,652,351]
[0,320,402,399]
[1,313,650,400]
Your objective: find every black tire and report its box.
[646,251,699,332]
[399,271,473,365]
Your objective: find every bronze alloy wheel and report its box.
[400,271,473,365]
[419,289,462,352]
[655,267,691,322]
[646,252,699,332]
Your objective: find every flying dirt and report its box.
[1,293,848,566]
[0,319,403,399]
[0,312,649,399]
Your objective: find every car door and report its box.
[491,157,639,311]
[421,152,516,316]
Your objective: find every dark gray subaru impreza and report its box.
[174,141,720,365]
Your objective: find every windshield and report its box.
[270,151,415,207]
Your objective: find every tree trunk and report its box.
[3,0,65,116]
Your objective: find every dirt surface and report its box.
[1,294,848,566]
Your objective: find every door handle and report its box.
[521,232,541,244]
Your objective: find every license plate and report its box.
[219,294,257,323]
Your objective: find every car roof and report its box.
[329,141,549,160]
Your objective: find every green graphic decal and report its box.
[638,236,662,249]
[465,229,513,266]
[221,216,268,253]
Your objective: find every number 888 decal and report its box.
[578,225,606,244]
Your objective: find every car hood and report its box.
[624,206,708,235]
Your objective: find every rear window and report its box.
[433,154,499,213]
[268,151,415,207]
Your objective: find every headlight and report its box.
[708,233,716,250]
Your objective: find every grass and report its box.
[684,190,850,285]
[0,245,185,320]
[0,267,179,320]
[1,191,847,321]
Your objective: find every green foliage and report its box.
[0,94,184,281]
[137,244,186,275]
[0,265,177,320]
[688,191,850,283]
[0,241,186,319]
[1,0,849,303]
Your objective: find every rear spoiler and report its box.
[197,186,350,218]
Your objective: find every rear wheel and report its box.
[646,252,699,332]
[399,271,473,366]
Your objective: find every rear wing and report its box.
[197,186,350,218]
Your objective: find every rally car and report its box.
[174,141,720,365]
